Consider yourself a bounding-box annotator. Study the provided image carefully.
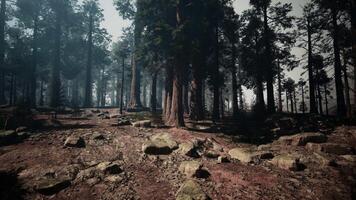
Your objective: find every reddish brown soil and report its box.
[0,110,355,200]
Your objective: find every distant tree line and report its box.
[0,0,355,127]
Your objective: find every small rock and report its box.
[271,154,304,171]
[179,161,203,178]
[228,147,274,163]
[96,162,122,175]
[306,143,353,155]
[132,120,151,128]
[142,133,178,155]
[217,156,229,163]
[16,126,27,133]
[92,133,105,140]
[64,136,85,148]
[277,132,327,146]
[340,155,356,163]
[34,177,71,195]
[176,180,208,200]
[105,175,123,183]
[204,150,220,158]
[178,142,200,158]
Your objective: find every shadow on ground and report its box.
[0,171,25,200]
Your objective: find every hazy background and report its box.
[98,0,322,107]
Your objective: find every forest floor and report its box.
[0,108,355,200]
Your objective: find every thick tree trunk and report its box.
[285,90,289,112]
[231,38,238,118]
[30,15,39,108]
[0,0,6,105]
[128,3,143,109]
[39,79,44,106]
[307,18,317,114]
[183,77,189,115]
[9,73,13,105]
[212,26,220,121]
[290,93,294,113]
[332,7,347,117]
[342,51,352,117]
[190,52,204,120]
[263,6,275,114]
[220,88,224,119]
[164,65,173,121]
[256,74,265,114]
[167,59,185,127]
[317,81,323,115]
[352,0,356,115]
[301,84,305,114]
[324,84,329,116]
[50,11,61,108]
[150,71,158,113]
[84,11,93,108]
[72,79,79,108]
[277,59,283,112]
[293,90,297,114]
[120,58,125,114]
[157,77,163,109]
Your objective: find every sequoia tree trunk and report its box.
[331,6,347,117]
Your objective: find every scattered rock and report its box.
[34,177,71,195]
[277,132,327,146]
[217,156,229,163]
[306,143,353,155]
[15,126,27,133]
[178,142,200,158]
[105,175,123,183]
[64,136,85,148]
[300,153,334,167]
[179,161,203,178]
[228,147,274,163]
[204,150,220,158]
[340,155,356,163]
[142,133,178,155]
[132,120,152,128]
[75,167,97,182]
[176,180,208,200]
[0,130,17,145]
[117,120,131,126]
[96,162,123,175]
[92,132,105,140]
[271,154,304,171]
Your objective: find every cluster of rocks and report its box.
[0,127,29,146]
[18,160,125,196]
[141,133,228,199]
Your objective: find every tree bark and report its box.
[352,0,356,115]
[277,59,283,112]
[307,18,317,114]
[301,84,305,114]
[30,15,39,108]
[212,26,220,121]
[168,59,185,127]
[331,6,347,117]
[84,9,93,108]
[128,2,143,109]
[324,84,329,116]
[150,71,158,113]
[342,51,351,117]
[0,0,6,105]
[190,51,204,120]
[120,58,125,114]
[164,65,173,121]
[263,6,275,114]
[50,10,61,108]
[231,36,238,118]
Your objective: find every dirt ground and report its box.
[0,109,355,200]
